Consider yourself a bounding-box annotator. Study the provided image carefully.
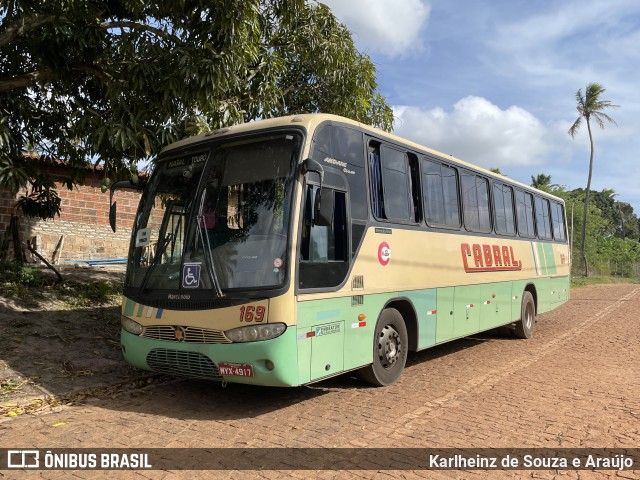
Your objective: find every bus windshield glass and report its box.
[126,134,300,292]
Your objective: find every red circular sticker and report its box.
[378,242,391,266]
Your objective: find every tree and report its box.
[489,167,506,176]
[0,0,393,226]
[568,83,618,276]
[531,173,552,192]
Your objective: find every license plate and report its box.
[218,362,254,377]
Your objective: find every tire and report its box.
[514,291,536,339]
[359,308,408,386]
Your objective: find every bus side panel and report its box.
[550,276,570,306]
[435,287,455,343]
[453,285,482,338]
[296,295,385,383]
[401,289,437,350]
[479,281,514,331]
[535,277,552,314]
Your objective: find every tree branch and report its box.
[0,69,55,92]
[0,14,61,49]
[100,21,182,45]
[0,63,114,93]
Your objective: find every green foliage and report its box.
[550,184,640,277]
[530,173,552,192]
[0,260,123,306]
[0,0,393,222]
[0,260,46,287]
[571,275,639,288]
[60,279,123,307]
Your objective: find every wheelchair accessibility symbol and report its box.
[182,263,202,289]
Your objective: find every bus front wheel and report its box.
[359,308,408,386]
[514,291,536,339]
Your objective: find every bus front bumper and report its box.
[120,328,299,387]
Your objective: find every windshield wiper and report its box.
[196,194,224,298]
[138,231,173,294]
[196,218,224,297]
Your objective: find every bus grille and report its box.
[146,349,222,380]
[142,325,231,344]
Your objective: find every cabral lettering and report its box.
[461,243,522,272]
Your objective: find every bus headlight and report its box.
[121,316,143,335]
[224,323,287,343]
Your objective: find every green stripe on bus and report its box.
[536,243,548,275]
[124,298,136,316]
[543,243,557,274]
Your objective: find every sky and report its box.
[321,0,640,213]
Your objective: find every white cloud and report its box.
[320,0,430,57]
[393,97,551,169]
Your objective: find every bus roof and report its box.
[160,113,564,203]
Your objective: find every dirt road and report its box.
[1,283,639,479]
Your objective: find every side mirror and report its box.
[109,201,117,233]
[314,187,334,227]
[301,158,324,182]
[301,158,330,225]
[109,179,145,232]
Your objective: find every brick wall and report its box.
[0,168,142,263]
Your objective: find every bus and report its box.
[110,113,570,387]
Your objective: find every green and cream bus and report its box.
[110,113,569,387]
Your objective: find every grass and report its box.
[571,275,639,288]
[58,279,123,308]
[0,260,122,308]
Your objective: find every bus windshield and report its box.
[126,134,300,293]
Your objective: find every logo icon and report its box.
[7,450,39,468]
[173,326,186,342]
[182,263,201,289]
[378,242,391,266]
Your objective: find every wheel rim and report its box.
[524,303,534,330]
[377,324,402,369]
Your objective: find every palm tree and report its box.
[531,173,552,191]
[568,83,618,276]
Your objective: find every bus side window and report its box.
[422,158,461,228]
[379,144,413,222]
[300,186,349,289]
[515,189,535,238]
[493,183,515,235]
[534,196,553,240]
[551,201,567,241]
[368,144,384,218]
[462,172,491,232]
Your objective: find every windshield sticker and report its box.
[166,153,208,170]
[135,228,151,247]
[182,263,202,289]
[315,323,341,337]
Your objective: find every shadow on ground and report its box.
[0,266,518,421]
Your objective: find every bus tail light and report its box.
[224,323,286,343]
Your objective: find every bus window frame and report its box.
[421,156,462,231]
[550,200,567,242]
[296,167,353,294]
[534,195,553,241]
[461,169,492,234]
[492,181,517,237]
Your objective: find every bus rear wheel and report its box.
[514,291,536,339]
[359,308,408,386]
